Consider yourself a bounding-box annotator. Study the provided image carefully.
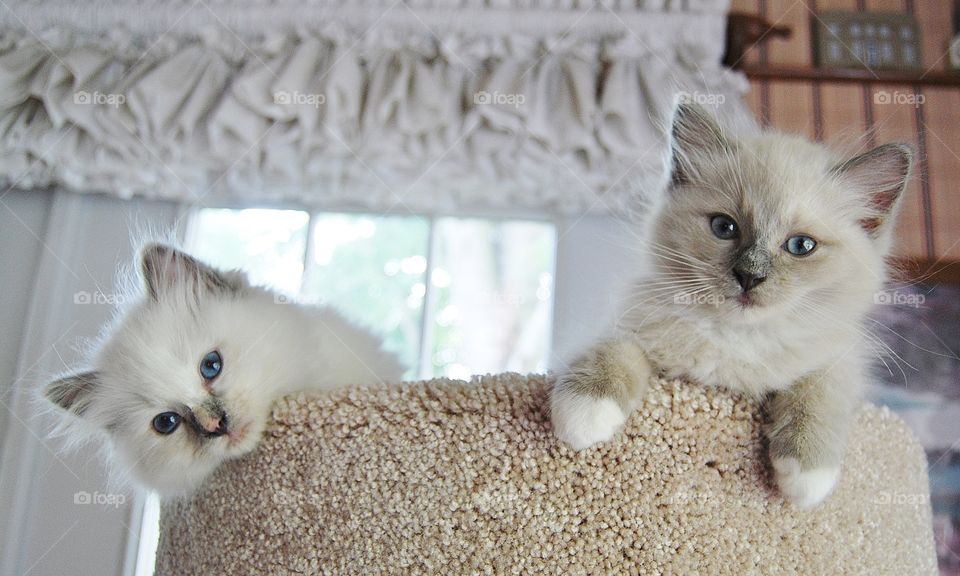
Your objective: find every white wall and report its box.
[0,191,181,576]
[551,214,639,369]
[0,189,53,452]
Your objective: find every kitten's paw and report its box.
[550,389,626,451]
[772,457,840,509]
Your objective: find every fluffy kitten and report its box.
[551,102,913,508]
[43,244,403,496]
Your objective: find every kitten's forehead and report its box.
[718,136,845,233]
[99,299,217,396]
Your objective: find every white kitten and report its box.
[551,102,913,508]
[43,244,403,496]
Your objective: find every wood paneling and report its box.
[753,0,954,73]
[766,0,813,67]
[914,2,954,72]
[768,82,816,138]
[735,0,957,264]
[819,84,866,142]
[742,66,960,85]
[729,0,759,13]
[864,0,904,11]
[869,83,927,259]
[921,88,960,260]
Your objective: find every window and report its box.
[184,208,557,379]
[135,207,557,575]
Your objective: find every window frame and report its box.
[182,202,561,381]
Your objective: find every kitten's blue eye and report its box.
[199,350,222,380]
[152,412,181,435]
[784,235,817,256]
[710,215,739,240]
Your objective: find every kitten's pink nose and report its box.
[193,406,229,437]
[205,416,229,437]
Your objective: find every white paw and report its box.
[772,457,840,509]
[550,390,626,451]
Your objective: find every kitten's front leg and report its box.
[767,362,862,509]
[550,334,652,451]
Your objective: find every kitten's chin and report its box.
[722,293,783,323]
[735,293,757,307]
[222,419,264,456]
[128,458,223,497]
[735,295,767,314]
[679,291,770,316]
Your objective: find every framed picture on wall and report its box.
[813,11,922,70]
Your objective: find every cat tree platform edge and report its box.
[156,373,938,575]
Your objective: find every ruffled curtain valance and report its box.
[0,0,751,214]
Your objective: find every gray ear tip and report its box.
[875,142,914,161]
[877,143,915,178]
[140,243,189,281]
[672,100,699,120]
[140,243,163,269]
[676,96,713,114]
[670,98,722,135]
[41,379,60,403]
[43,371,99,412]
[838,142,915,176]
[140,242,173,262]
[891,142,915,163]
[44,386,70,411]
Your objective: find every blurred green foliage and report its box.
[300,213,429,378]
[189,208,555,382]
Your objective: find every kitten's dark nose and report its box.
[734,268,766,292]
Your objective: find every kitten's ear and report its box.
[833,143,914,238]
[668,101,729,185]
[44,371,100,416]
[140,243,246,301]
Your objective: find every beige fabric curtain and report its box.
[0,0,751,213]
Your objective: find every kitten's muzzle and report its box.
[189,401,230,438]
[733,268,766,293]
[732,245,771,293]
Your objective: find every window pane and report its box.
[188,208,309,295]
[300,213,430,378]
[428,218,555,380]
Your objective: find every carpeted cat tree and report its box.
[155,374,937,575]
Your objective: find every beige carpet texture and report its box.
[156,374,938,575]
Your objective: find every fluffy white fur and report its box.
[552,101,913,508]
[550,391,627,452]
[42,244,403,496]
[772,457,841,510]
